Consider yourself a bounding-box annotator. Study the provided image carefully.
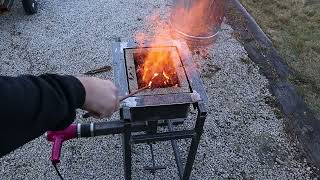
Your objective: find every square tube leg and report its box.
[182,102,207,180]
[121,107,132,180]
[168,120,183,179]
[122,128,132,180]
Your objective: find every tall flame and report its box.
[134,0,223,87]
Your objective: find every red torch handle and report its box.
[51,137,63,165]
[46,124,77,165]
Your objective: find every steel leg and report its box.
[168,120,183,179]
[182,102,207,180]
[121,107,132,180]
[144,143,166,173]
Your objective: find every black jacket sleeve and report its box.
[0,74,86,157]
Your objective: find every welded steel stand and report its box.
[47,40,209,180]
[182,103,207,179]
[120,102,207,180]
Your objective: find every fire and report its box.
[134,0,222,88]
[134,49,179,88]
[163,72,170,80]
[134,9,181,88]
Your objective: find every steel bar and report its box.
[144,143,166,173]
[168,120,183,179]
[77,119,185,138]
[182,102,207,179]
[131,130,195,144]
[93,121,123,136]
[121,107,132,180]
[158,119,184,126]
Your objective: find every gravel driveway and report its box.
[0,0,317,179]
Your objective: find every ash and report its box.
[0,0,317,179]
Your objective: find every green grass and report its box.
[240,0,320,116]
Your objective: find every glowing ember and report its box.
[134,50,180,88]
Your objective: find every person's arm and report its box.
[0,74,119,157]
[0,74,85,156]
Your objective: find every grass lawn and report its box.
[240,0,320,117]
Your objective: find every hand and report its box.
[77,77,119,118]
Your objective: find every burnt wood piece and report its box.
[226,0,320,168]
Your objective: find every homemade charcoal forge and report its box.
[46,40,208,180]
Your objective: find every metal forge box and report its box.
[124,47,190,121]
[115,41,207,122]
[113,40,208,179]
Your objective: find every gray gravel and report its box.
[0,0,317,179]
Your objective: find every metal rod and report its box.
[119,85,150,101]
[76,119,185,138]
[83,65,112,75]
[143,143,167,173]
[150,143,156,173]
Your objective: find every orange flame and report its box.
[136,48,178,88]
[134,0,223,87]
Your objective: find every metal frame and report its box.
[77,101,207,180]
[119,102,207,180]
[75,40,208,179]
